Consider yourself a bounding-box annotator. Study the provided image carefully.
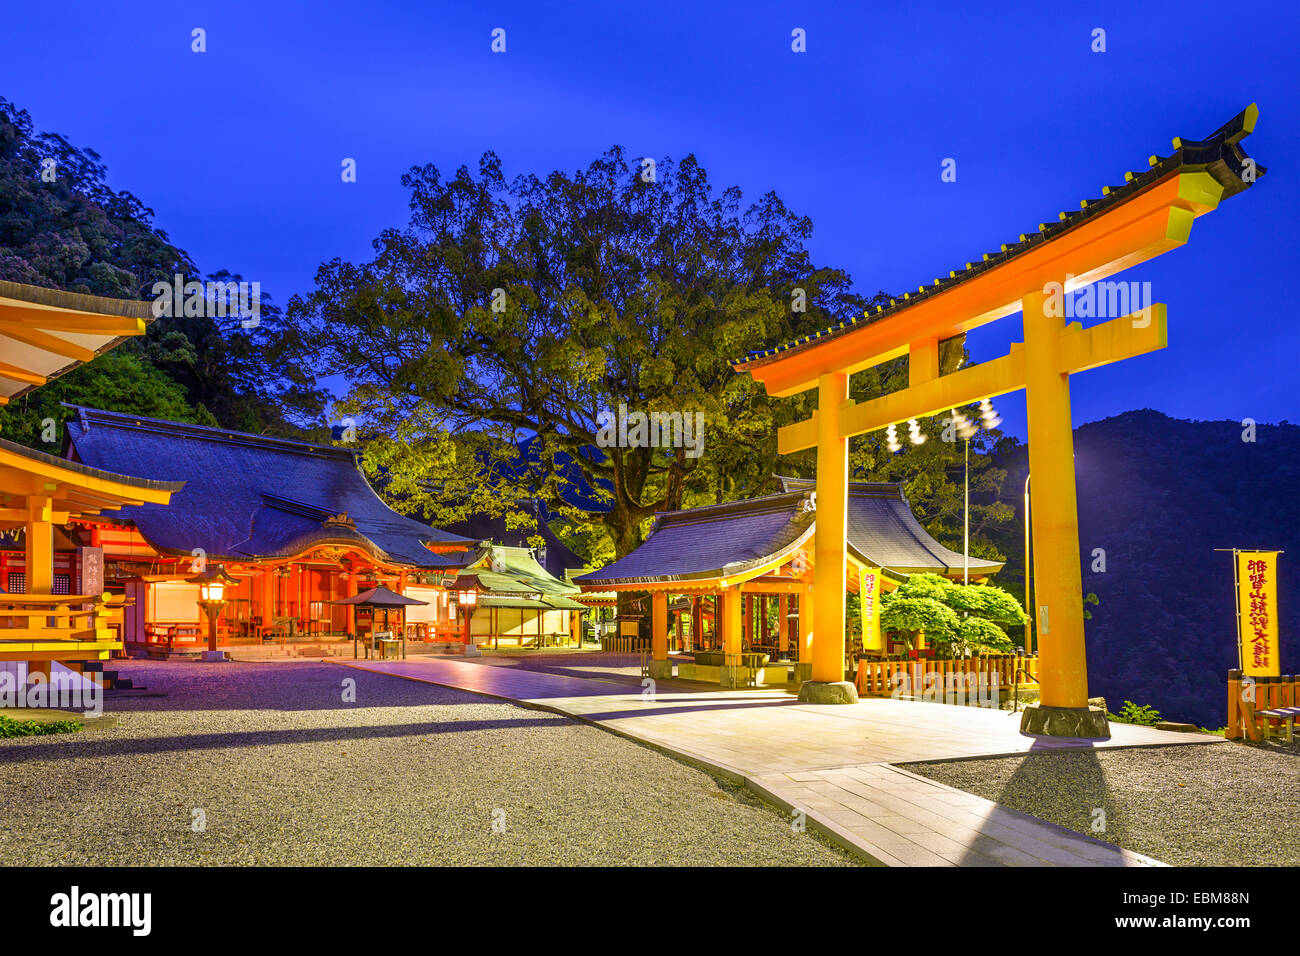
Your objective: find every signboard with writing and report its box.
[858,567,884,652]
[1235,550,1281,677]
[77,546,103,597]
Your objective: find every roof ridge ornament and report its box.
[322,511,356,529]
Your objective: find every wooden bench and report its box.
[1227,671,1300,741]
[1256,706,1300,742]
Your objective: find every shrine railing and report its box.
[0,593,124,646]
[855,654,1035,699]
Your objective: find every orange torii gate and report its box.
[731,106,1266,733]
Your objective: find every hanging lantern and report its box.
[951,408,978,440]
[979,398,1003,429]
[190,565,236,602]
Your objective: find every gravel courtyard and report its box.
[0,661,857,866]
[910,740,1300,866]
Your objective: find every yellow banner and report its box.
[1236,551,1281,677]
[859,567,884,652]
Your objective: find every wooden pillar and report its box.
[23,495,53,594]
[721,587,742,683]
[742,592,752,650]
[813,372,849,683]
[649,590,670,679]
[778,593,790,656]
[712,592,723,651]
[674,606,683,652]
[346,569,358,636]
[1022,289,1088,709]
[691,596,701,652]
[799,585,814,664]
[258,569,270,635]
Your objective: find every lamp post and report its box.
[942,400,1000,588]
[1023,473,1032,653]
[457,586,480,656]
[190,565,236,660]
[964,438,970,586]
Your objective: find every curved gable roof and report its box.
[776,477,1003,575]
[576,479,1002,588]
[576,491,816,586]
[63,406,473,569]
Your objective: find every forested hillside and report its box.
[0,97,323,446]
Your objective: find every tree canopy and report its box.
[284,148,871,560]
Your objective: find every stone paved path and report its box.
[333,657,1222,866]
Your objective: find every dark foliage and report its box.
[0,97,324,445]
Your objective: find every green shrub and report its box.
[956,615,1016,654]
[890,573,1027,625]
[880,596,959,641]
[891,573,952,605]
[880,573,1026,652]
[974,588,1029,625]
[0,715,84,738]
[1108,701,1162,726]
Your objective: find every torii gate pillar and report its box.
[800,371,859,704]
[1020,290,1108,736]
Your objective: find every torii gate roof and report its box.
[732,105,1265,397]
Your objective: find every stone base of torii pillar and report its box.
[1019,702,1110,739]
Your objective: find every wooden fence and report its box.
[1226,669,1299,740]
[855,655,1036,699]
[601,634,651,653]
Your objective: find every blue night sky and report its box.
[3,0,1297,439]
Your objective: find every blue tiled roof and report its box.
[63,406,475,569]
[575,479,1002,586]
[575,492,816,586]
[776,477,1003,575]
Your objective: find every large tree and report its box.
[285,148,868,560]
